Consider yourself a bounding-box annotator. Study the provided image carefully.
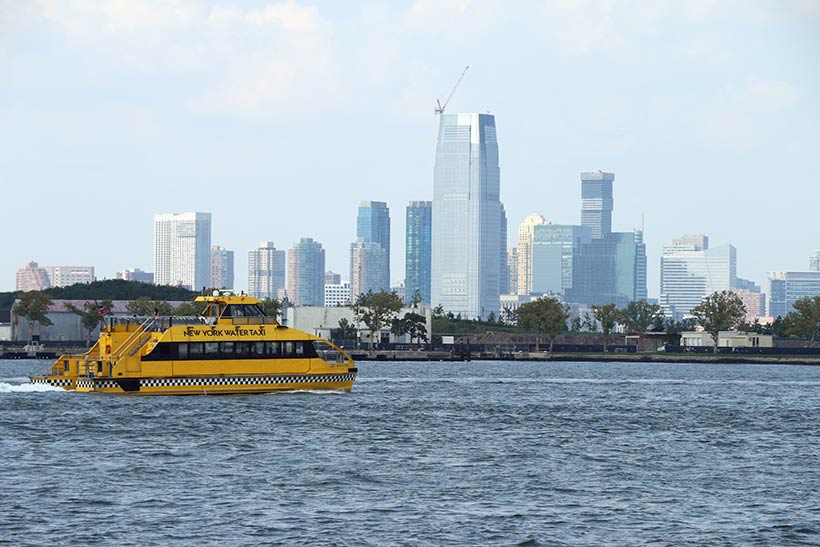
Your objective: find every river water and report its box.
[1,358,819,546]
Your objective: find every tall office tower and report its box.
[405,200,432,305]
[210,246,235,290]
[810,251,820,272]
[499,205,508,299]
[16,262,52,291]
[568,231,647,307]
[581,171,614,239]
[767,271,820,317]
[43,266,95,287]
[248,242,286,300]
[531,224,592,296]
[517,214,550,295]
[287,238,326,307]
[505,247,519,295]
[325,271,341,285]
[357,201,391,290]
[117,268,154,284]
[432,113,505,319]
[350,238,388,298]
[660,236,736,319]
[153,212,212,290]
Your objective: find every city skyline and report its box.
[2,2,819,295]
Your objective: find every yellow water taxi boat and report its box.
[30,291,356,395]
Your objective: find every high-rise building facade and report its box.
[581,171,614,239]
[287,238,326,307]
[43,266,95,287]
[16,262,52,291]
[153,212,212,290]
[405,200,432,305]
[357,201,391,289]
[325,271,342,285]
[810,251,820,272]
[350,238,388,298]
[517,214,550,295]
[325,281,352,307]
[767,271,820,317]
[531,224,592,296]
[431,112,505,319]
[660,236,737,319]
[503,247,517,295]
[210,246,235,290]
[248,241,286,300]
[117,268,154,284]
[732,288,765,323]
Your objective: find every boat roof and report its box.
[194,291,263,305]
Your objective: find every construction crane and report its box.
[434,65,470,115]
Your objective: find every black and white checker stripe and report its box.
[70,373,355,391]
[31,378,72,387]
[140,374,355,388]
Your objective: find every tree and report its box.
[690,290,747,352]
[582,312,597,332]
[783,296,820,345]
[13,292,53,343]
[174,301,202,316]
[64,299,113,346]
[352,290,404,349]
[126,297,174,316]
[662,317,696,346]
[570,315,582,332]
[620,300,663,334]
[391,312,429,344]
[259,298,282,322]
[409,290,423,308]
[592,303,621,351]
[516,296,570,352]
[331,317,358,341]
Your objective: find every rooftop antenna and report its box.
[435,65,470,115]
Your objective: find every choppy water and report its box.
[2,358,820,546]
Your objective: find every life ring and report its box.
[105,344,111,354]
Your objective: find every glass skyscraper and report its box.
[350,238,388,297]
[581,171,614,239]
[405,200,432,305]
[356,201,390,289]
[432,113,504,319]
[531,224,592,296]
[287,238,326,306]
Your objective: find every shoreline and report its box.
[349,350,820,365]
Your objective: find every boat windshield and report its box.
[221,304,266,318]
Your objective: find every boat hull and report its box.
[31,372,355,395]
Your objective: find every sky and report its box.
[2,0,819,296]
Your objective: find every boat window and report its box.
[189,343,204,357]
[251,342,266,356]
[267,341,280,356]
[295,343,304,356]
[220,342,234,356]
[235,342,251,357]
[178,343,189,359]
[205,342,219,355]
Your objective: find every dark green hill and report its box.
[0,280,198,307]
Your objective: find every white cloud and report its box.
[36,0,197,35]
[208,1,321,33]
[741,80,799,112]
